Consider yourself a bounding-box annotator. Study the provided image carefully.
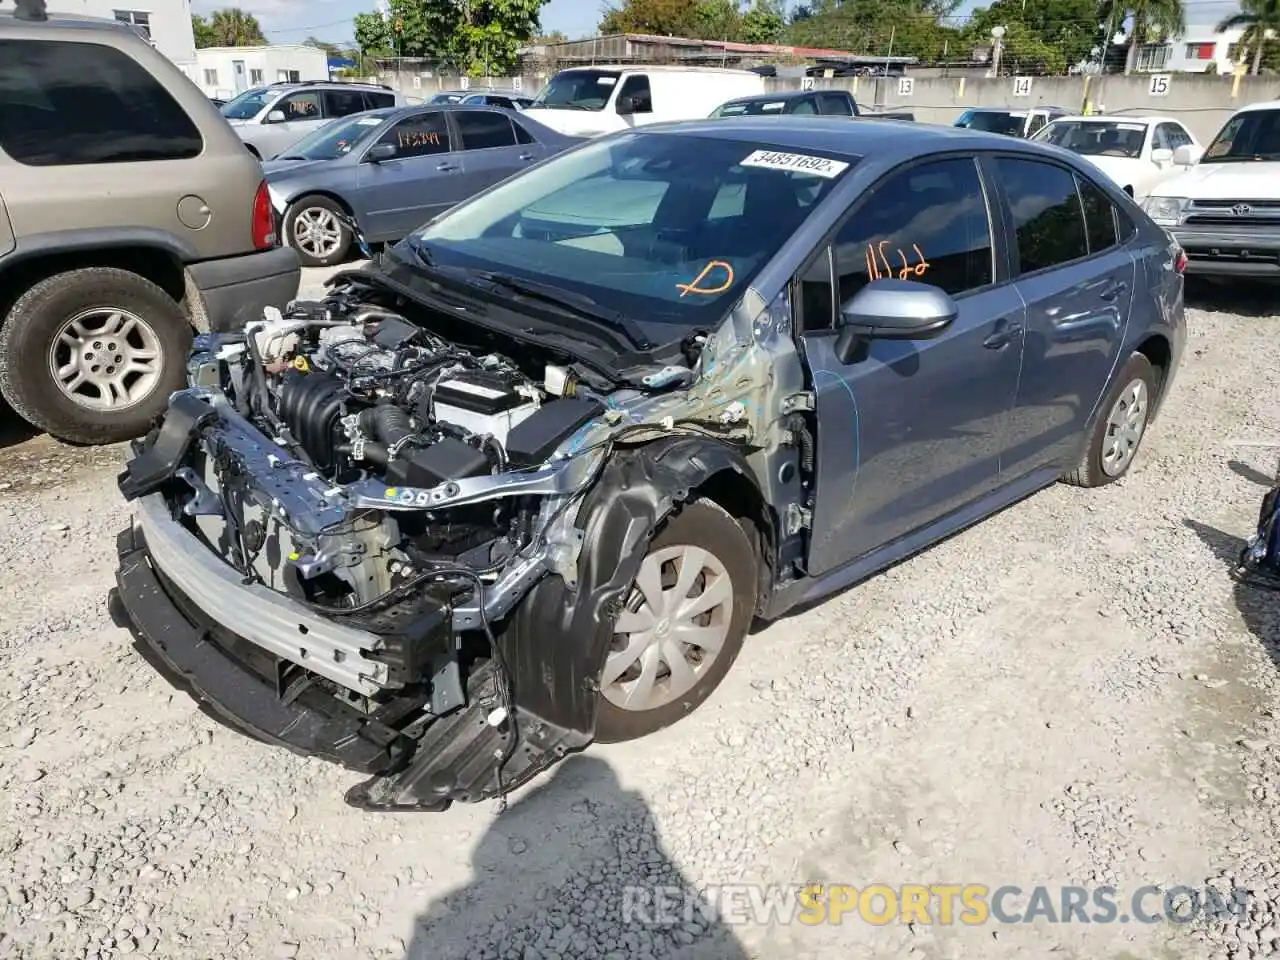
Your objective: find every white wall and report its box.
[195,45,328,99]
[46,0,197,67]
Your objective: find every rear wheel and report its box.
[0,267,190,444]
[1062,352,1158,487]
[283,195,352,268]
[595,500,757,743]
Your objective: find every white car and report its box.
[1141,100,1280,280]
[1030,115,1201,200]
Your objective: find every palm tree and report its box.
[209,8,267,47]
[1104,0,1185,74]
[1218,0,1280,75]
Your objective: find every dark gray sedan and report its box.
[263,104,579,266]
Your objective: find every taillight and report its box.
[251,180,275,250]
[1175,250,1187,274]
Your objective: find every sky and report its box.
[191,0,603,46]
[192,0,1239,46]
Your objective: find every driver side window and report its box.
[376,112,450,158]
[270,91,321,122]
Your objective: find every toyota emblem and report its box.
[1233,203,1253,215]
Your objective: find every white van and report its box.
[523,65,765,138]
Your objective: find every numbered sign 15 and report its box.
[1149,74,1171,96]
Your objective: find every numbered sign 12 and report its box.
[512,76,522,91]
[801,76,815,91]
[459,75,470,90]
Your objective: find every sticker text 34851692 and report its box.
[740,150,850,179]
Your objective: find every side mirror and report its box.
[832,279,957,365]
[366,142,396,163]
[1150,147,1174,164]
[616,94,635,115]
[265,109,287,124]
[1173,144,1202,166]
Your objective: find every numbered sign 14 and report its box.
[1012,76,1032,97]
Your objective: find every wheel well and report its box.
[690,468,777,602]
[1135,333,1171,379]
[290,191,354,216]
[0,247,186,324]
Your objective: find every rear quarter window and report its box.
[0,38,203,166]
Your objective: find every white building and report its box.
[195,44,329,99]
[46,0,197,71]
[1129,25,1250,74]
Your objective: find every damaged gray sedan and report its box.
[110,118,1184,810]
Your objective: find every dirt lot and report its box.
[1,270,1279,960]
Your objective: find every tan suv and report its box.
[0,8,301,443]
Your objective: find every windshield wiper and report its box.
[468,270,654,348]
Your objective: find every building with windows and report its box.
[195,45,329,100]
[1127,25,1248,74]
[45,0,197,71]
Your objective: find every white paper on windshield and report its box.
[1115,122,1146,130]
[598,76,616,86]
[740,149,849,179]
[356,117,383,125]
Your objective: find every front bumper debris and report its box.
[111,521,590,811]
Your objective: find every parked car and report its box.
[0,7,299,444]
[524,64,764,137]
[429,88,533,110]
[1030,115,1200,199]
[210,96,227,107]
[219,80,406,159]
[264,105,580,267]
[709,88,914,121]
[1141,100,1280,279]
[112,117,1184,810]
[954,106,1068,138]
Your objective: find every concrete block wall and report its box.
[376,68,1280,143]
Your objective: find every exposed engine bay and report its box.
[112,268,789,811]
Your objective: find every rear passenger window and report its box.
[0,38,202,165]
[324,89,367,118]
[366,92,397,109]
[1077,176,1119,253]
[996,157,1089,273]
[800,158,993,329]
[512,120,535,144]
[454,111,517,150]
[817,93,853,116]
[791,98,819,115]
[378,112,449,158]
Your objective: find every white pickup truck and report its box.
[1141,100,1280,279]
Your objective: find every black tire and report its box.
[595,500,758,743]
[0,267,191,445]
[283,195,352,268]
[1062,352,1159,488]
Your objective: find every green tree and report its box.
[1100,0,1184,73]
[206,7,267,46]
[741,0,785,43]
[785,0,962,60]
[1217,0,1280,74]
[356,0,546,74]
[304,36,343,57]
[354,10,395,56]
[191,14,217,48]
[599,0,704,36]
[966,0,1100,72]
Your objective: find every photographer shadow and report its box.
[401,754,750,960]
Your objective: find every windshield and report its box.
[962,111,1025,136]
[712,99,788,117]
[1033,120,1146,158]
[409,132,852,329]
[527,70,621,111]
[1202,109,1280,162]
[277,112,388,160]
[220,87,276,120]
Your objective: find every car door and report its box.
[450,108,540,198]
[994,156,1134,481]
[355,110,464,241]
[258,89,324,158]
[798,155,1026,576]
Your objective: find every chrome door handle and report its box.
[519,152,536,161]
[437,162,458,171]
[983,319,1023,350]
[1099,281,1129,302]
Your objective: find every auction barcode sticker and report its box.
[741,150,849,179]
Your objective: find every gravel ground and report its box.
[1,269,1279,959]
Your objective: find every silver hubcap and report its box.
[292,207,343,259]
[48,309,163,411]
[602,545,734,712]
[1102,378,1149,477]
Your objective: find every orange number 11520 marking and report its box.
[865,241,931,281]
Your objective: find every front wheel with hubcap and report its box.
[1062,352,1159,487]
[283,195,352,268]
[595,500,758,743]
[0,267,191,444]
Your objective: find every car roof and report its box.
[556,63,758,76]
[720,90,832,106]
[1048,114,1180,125]
[0,8,140,35]
[1234,100,1280,114]
[640,115,1031,158]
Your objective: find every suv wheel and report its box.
[594,500,758,743]
[0,267,191,444]
[283,196,353,268]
